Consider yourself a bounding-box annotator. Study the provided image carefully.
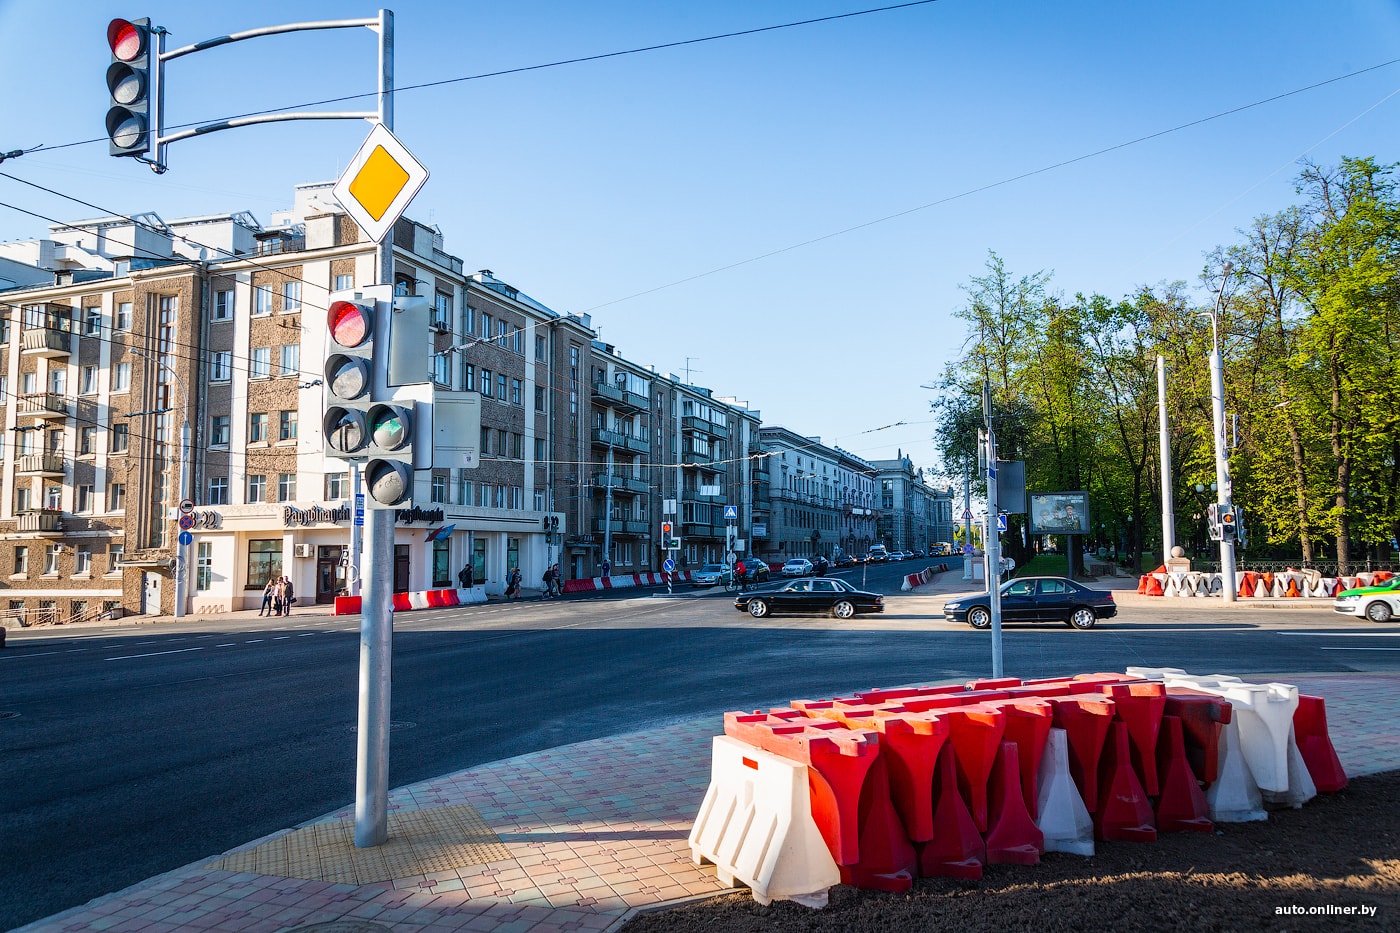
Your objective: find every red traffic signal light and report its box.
[108,18,147,61]
[328,299,372,347]
[106,17,154,158]
[661,522,673,536]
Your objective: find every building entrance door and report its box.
[394,545,410,593]
[142,572,162,615]
[316,546,345,604]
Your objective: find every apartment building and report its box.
[870,454,956,554]
[754,426,843,563]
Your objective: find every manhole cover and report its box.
[0,711,19,721]
[282,923,392,933]
[343,720,416,732]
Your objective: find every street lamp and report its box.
[131,347,191,618]
[1202,263,1238,602]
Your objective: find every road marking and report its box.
[0,650,62,661]
[246,639,264,643]
[298,632,316,637]
[273,636,291,640]
[1320,646,1400,651]
[104,646,205,661]
[216,643,236,648]
[1276,631,1400,637]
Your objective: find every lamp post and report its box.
[1204,263,1238,603]
[132,347,190,618]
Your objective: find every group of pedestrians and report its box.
[540,563,562,598]
[258,576,297,617]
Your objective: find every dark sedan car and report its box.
[735,577,884,619]
[942,576,1117,630]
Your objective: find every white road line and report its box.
[1320,646,1400,651]
[216,643,236,648]
[1276,631,1400,637]
[0,650,62,660]
[104,646,205,661]
[298,632,316,637]
[273,636,291,640]
[246,639,264,643]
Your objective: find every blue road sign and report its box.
[996,514,1008,532]
[723,505,738,520]
[963,543,974,555]
[354,493,365,527]
[663,558,676,573]
[178,530,193,547]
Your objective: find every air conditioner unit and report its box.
[294,543,313,558]
[429,319,450,334]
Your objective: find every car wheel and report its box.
[832,600,855,620]
[1069,607,1097,630]
[1367,601,1394,623]
[968,607,991,630]
[748,599,770,619]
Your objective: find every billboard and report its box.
[1029,491,1090,535]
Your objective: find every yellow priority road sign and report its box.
[333,123,429,244]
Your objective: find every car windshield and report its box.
[700,564,726,573]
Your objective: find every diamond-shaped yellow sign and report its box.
[333,124,429,244]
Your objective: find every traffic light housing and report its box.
[363,403,415,509]
[323,299,376,462]
[1219,506,1238,541]
[661,521,678,550]
[106,18,154,157]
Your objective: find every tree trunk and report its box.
[1288,421,1313,562]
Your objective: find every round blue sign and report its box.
[663,558,676,573]
[178,530,194,547]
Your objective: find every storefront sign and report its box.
[284,505,353,527]
[395,505,446,525]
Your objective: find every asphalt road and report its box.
[2,563,1394,930]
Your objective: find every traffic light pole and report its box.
[983,382,1004,678]
[354,506,394,847]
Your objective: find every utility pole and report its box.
[1206,264,1238,603]
[982,381,1004,677]
[1157,355,1175,565]
[962,463,973,581]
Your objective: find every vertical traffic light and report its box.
[324,298,376,461]
[363,403,415,508]
[106,17,153,157]
[661,521,677,550]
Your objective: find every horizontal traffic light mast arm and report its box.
[160,109,379,146]
[161,16,381,61]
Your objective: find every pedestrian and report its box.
[259,579,275,616]
[506,567,522,600]
[458,563,472,589]
[541,564,555,599]
[735,558,747,593]
[553,564,563,596]
[282,576,296,616]
[601,558,611,578]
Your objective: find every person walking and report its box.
[458,563,473,589]
[506,567,522,600]
[541,564,556,599]
[281,576,296,616]
[601,558,611,578]
[259,579,275,616]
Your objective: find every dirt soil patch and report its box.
[623,770,1398,933]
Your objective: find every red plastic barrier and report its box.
[854,684,968,705]
[723,711,879,865]
[1294,694,1348,793]
[983,741,1044,864]
[1137,574,1150,594]
[333,595,362,615]
[1100,682,1166,796]
[983,698,1053,817]
[442,588,461,606]
[425,589,447,607]
[1164,688,1232,785]
[1048,695,1116,811]
[897,690,1012,713]
[1094,720,1157,842]
[966,677,1024,691]
[1153,715,1213,833]
[942,704,1006,832]
[391,593,412,611]
[839,754,916,893]
[1144,575,1164,596]
[918,746,985,880]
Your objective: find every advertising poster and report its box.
[1029,491,1090,535]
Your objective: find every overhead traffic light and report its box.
[323,298,376,461]
[106,17,154,157]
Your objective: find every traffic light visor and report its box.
[364,459,413,507]
[108,19,146,61]
[327,300,372,347]
[324,407,368,455]
[326,354,370,400]
[107,62,145,104]
[105,107,146,152]
[368,404,410,450]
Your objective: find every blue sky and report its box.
[3,0,1400,478]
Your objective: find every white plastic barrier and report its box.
[1035,728,1094,856]
[1262,725,1317,809]
[689,735,840,908]
[1158,675,1298,794]
[1206,718,1267,822]
[454,587,487,606]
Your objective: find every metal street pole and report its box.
[983,382,1004,678]
[1157,355,1175,564]
[962,463,973,581]
[1207,264,1238,603]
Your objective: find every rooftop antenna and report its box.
[684,357,702,383]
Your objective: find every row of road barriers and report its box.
[1139,568,1394,598]
[900,562,953,591]
[333,586,487,615]
[688,667,1346,908]
[561,570,694,593]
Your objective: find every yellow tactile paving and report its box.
[204,802,512,884]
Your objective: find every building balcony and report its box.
[681,488,726,506]
[17,393,70,420]
[592,381,649,413]
[590,427,626,448]
[682,521,724,539]
[621,433,649,454]
[682,450,724,468]
[17,509,63,535]
[592,517,650,536]
[21,328,72,357]
[682,416,729,440]
[16,453,65,476]
[593,474,649,495]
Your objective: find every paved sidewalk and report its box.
[17,573,1397,933]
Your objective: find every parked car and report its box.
[735,561,770,585]
[942,576,1117,630]
[735,577,885,619]
[1333,577,1400,623]
[833,554,856,568]
[690,563,732,588]
[781,558,813,577]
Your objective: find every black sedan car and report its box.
[942,576,1117,630]
[735,577,884,619]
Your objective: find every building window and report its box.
[196,541,213,591]
[432,538,451,587]
[479,427,491,457]
[497,374,506,400]
[82,306,101,335]
[334,273,354,291]
[210,415,229,446]
[282,280,301,311]
[277,472,297,501]
[511,378,522,405]
[280,343,299,377]
[14,546,28,575]
[213,289,234,320]
[76,545,92,575]
[433,291,451,329]
[77,485,94,513]
[107,543,123,572]
[431,474,446,503]
[497,319,509,344]
[326,472,347,499]
[44,484,60,510]
[535,437,547,462]
[208,477,228,504]
[111,421,129,453]
[248,474,266,502]
[81,365,99,394]
[210,351,232,381]
[250,347,271,379]
[112,362,131,392]
[246,539,282,589]
[481,313,492,339]
[249,412,268,443]
[535,333,546,361]
[457,473,472,506]
[462,362,474,392]
[513,327,523,354]
[480,369,491,398]
[254,285,273,315]
[80,426,97,455]
[434,352,451,386]
[535,386,546,411]
[116,302,132,331]
[108,482,125,511]
[44,545,59,575]
[279,410,298,441]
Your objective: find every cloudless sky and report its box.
[3,0,1400,478]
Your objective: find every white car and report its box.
[781,559,813,577]
[690,563,732,588]
[1332,578,1400,623]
